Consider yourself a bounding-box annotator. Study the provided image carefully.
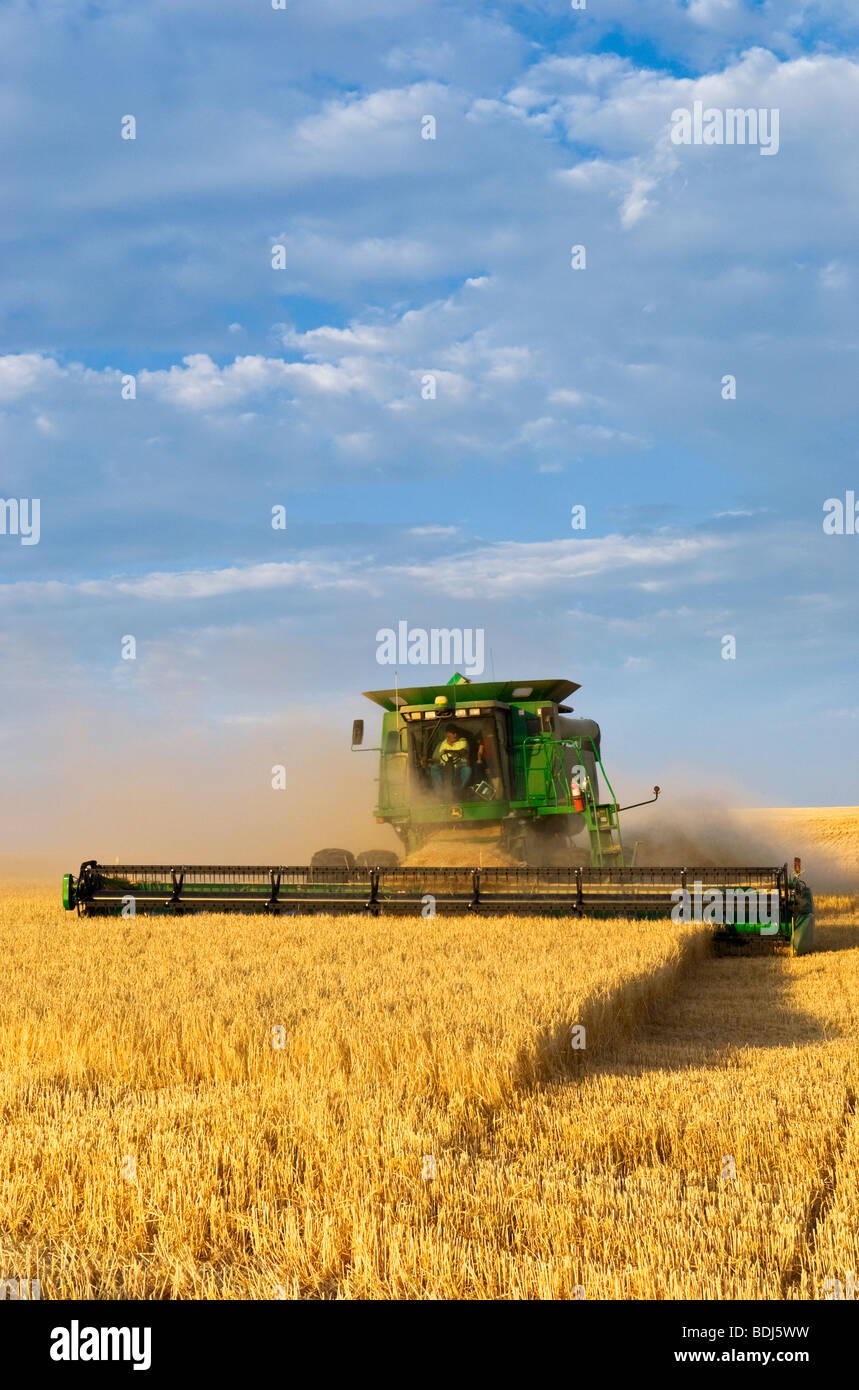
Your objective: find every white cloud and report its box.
[0,354,68,402]
[393,533,732,598]
[549,389,588,407]
[0,531,734,609]
[621,175,657,228]
[138,353,380,410]
[0,560,370,606]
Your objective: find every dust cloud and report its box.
[622,800,859,892]
[0,703,399,883]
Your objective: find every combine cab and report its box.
[62,672,814,953]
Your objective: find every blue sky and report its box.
[1,0,857,862]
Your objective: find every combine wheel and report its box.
[310,848,356,870]
[355,850,400,869]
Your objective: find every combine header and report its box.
[62,673,814,953]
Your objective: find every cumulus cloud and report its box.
[0,354,73,402]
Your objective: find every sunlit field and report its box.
[0,874,856,1299]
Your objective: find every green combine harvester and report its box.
[63,673,814,953]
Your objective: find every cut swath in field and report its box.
[374,893,855,1301]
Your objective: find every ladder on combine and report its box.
[521,733,630,867]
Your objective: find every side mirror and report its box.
[351,719,364,748]
[653,785,660,800]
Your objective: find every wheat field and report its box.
[741,806,859,884]
[0,857,857,1299]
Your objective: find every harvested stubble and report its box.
[413,893,859,1301]
[0,885,704,1299]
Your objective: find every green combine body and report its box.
[357,674,650,866]
[61,672,814,953]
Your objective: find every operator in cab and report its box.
[430,724,472,793]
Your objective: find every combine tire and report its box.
[310,848,356,870]
[355,850,400,869]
